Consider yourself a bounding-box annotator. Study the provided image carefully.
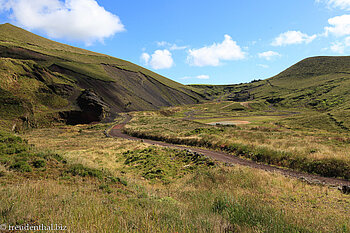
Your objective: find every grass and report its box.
[123,105,350,180]
[192,57,350,117]
[121,147,214,183]
[0,130,67,173]
[0,120,345,232]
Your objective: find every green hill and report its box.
[193,56,350,111]
[0,23,204,128]
[191,56,350,131]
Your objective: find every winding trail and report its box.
[109,115,350,187]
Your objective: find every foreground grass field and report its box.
[0,117,348,232]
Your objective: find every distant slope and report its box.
[191,56,350,132]
[193,56,350,111]
[256,56,350,111]
[0,23,204,127]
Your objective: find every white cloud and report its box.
[258,51,281,60]
[330,42,345,53]
[140,52,150,65]
[157,41,169,47]
[169,44,188,51]
[317,0,350,10]
[187,35,246,67]
[1,0,125,44]
[196,75,210,79]
[257,64,269,69]
[141,50,174,70]
[271,31,317,46]
[325,15,350,37]
[181,75,210,80]
[157,41,188,50]
[329,36,350,53]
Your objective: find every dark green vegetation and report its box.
[0,23,204,128]
[0,130,65,173]
[121,147,214,183]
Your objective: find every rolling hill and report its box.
[193,56,350,112]
[192,56,350,131]
[0,23,204,127]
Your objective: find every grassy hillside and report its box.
[193,56,350,110]
[0,23,203,128]
[192,56,350,131]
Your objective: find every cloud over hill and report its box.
[0,0,125,44]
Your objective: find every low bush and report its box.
[122,147,214,183]
[212,196,309,232]
[0,131,66,173]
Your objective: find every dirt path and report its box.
[220,102,237,110]
[109,115,350,187]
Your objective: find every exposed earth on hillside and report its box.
[207,120,251,125]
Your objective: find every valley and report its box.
[0,23,349,232]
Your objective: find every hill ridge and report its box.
[0,23,204,128]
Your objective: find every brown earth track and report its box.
[109,115,350,187]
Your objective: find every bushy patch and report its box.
[9,161,32,172]
[65,163,128,186]
[0,130,66,173]
[122,147,214,183]
[212,196,310,232]
[185,127,225,136]
[66,164,105,179]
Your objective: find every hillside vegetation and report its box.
[192,56,350,112]
[0,119,348,232]
[0,23,204,128]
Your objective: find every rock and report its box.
[60,89,110,125]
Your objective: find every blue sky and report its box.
[1,0,350,84]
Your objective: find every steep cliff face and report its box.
[0,23,204,126]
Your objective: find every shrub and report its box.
[213,196,309,232]
[9,161,32,172]
[32,159,46,168]
[99,184,112,194]
[66,164,104,179]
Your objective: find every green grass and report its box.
[124,107,350,180]
[0,130,67,173]
[0,120,346,232]
[212,196,309,232]
[121,147,214,183]
[192,57,350,117]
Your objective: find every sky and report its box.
[1,0,350,85]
